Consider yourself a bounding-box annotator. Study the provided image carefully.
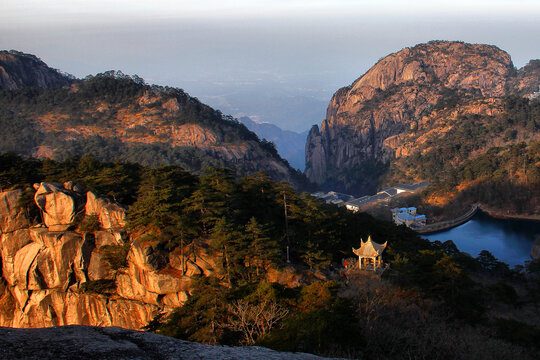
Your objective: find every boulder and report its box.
[169,246,216,277]
[0,189,30,233]
[162,291,188,308]
[85,192,126,231]
[34,182,84,232]
[266,266,303,288]
[115,271,159,305]
[94,231,123,248]
[0,277,16,325]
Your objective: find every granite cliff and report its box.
[306,41,540,199]
[0,184,213,329]
[0,50,73,90]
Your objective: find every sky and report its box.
[1,0,540,131]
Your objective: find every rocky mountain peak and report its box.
[0,50,73,90]
[306,41,539,195]
[348,41,513,100]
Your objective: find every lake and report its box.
[424,211,540,266]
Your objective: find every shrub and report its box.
[101,243,130,270]
[79,214,101,233]
[79,279,115,294]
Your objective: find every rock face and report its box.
[0,326,329,360]
[0,185,206,330]
[85,192,127,231]
[0,185,310,331]
[305,41,540,195]
[0,50,72,90]
[0,189,30,233]
[34,182,85,231]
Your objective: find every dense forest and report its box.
[382,97,540,217]
[1,153,540,359]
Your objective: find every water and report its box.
[424,211,540,266]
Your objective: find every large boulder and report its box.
[34,182,85,232]
[85,192,126,231]
[13,242,43,289]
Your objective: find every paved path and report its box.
[414,204,479,234]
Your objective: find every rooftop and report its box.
[353,236,387,257]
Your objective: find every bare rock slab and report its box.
[0,325,332,360]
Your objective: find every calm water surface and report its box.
[424,211,540,266]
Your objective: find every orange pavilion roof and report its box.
[352,236,387,257]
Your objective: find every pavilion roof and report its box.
[352,236,387,257]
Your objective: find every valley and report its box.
[0,41,539,359]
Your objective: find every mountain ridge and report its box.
[0,52,307,189]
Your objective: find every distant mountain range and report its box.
[0,50,309,189]
[238,116,308,170]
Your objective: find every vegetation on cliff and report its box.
[0,63,308,188]
[383,97,540,217]
[306,41,540,218]
[2,154,540,359]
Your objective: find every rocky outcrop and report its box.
[0,50,72,90]
[34,182,85,232]
[305,125,327,185]
[0,189,30,233]
[0,326,328,360]
[0,185,208,330]
[305,41,540,194]
[85,192,126,231]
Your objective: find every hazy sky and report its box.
[2,1,540,131]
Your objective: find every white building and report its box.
[391,207,426,228]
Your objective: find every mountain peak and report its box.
[0,50,74,90]
[306,41,539,197]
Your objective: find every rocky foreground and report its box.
[0,183,197,328]
[0,325,329,359]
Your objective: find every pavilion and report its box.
[352,236,387,271]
